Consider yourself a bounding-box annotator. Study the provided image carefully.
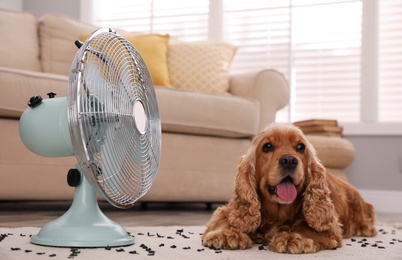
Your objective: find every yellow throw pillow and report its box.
[167,41,237,94]
[81,33,171,87]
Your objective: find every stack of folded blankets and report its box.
[293,119,343,137]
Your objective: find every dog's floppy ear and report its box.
[302,148,339,232]
[227,153,261,233]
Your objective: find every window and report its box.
[378,0,402,122]
[224,0,362,123]
[92,0,209,41]
[87,0,402,134]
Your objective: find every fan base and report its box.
[31,233,134,248]
[30,214,134,247]
[31,232,134,248]
[30,174,134,248]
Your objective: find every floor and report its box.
[1,201,401,228]
[0,201,217,228]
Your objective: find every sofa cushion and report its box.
[124,34,171,87]
[0,67,68,118]
[81,33,171,87]
[167,41,237,94]
[156,87,259,138]
[39,14,97,76]
[0,9,42,72]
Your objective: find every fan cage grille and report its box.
[67,29,161,208]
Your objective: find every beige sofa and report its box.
[0,9,354,203]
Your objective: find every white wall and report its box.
[346,135,402,192]
[0,0,23,10]
[0,0,80,19]
[23,0,80,19]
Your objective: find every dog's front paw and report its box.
[269,232,316,254]
[354,224,378,237]
[202,229,252,250]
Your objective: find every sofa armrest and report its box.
[0,67,68,119]
[229,69,290,131]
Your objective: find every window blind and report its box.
[378,0,402,122]
[291,1,362,122]
[90,0,401,126]
[223,1,291,121]
[93,0,209,41]
[224,0,361,122]
[223,1,291,76]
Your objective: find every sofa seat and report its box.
[156,87,259,138]
[0,66,260,139]
[0,67,69,117]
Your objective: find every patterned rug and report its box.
[1,223,401,259]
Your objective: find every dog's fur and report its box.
[202,123,377,253]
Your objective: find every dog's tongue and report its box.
[276,181,297,202]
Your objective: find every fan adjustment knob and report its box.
[27,95,43,108]
[75,40,83,49]
[67,169,81,187]
[47,92,57,98]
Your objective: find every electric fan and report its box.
[19,28,161,247]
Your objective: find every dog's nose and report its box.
[280,155,298,170]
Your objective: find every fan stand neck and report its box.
[31,171,134,247]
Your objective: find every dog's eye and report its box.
[262,143,274,153]
[296,143,305,153]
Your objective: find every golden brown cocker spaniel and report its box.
[202,123,377,254]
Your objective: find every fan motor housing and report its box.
[19,96,74,157]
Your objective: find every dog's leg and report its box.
[355,202,377,237]
[202,229,253,250]
[202,206,253,250]
[342,200,378,238]
[269,231,316,253]
[268,222,342,254]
